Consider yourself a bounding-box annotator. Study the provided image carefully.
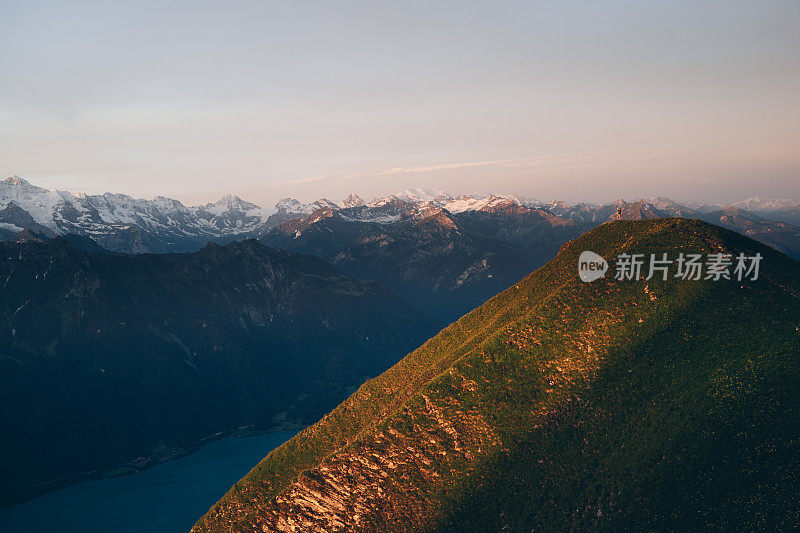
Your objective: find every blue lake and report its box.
[0,430,295,533]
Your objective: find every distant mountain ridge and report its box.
[5,176,798,321]
[2,178,799,304]
[3,176,798,251]
[0,176,275,252]
[261,199,581,321]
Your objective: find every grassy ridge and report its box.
[193,219,800,532]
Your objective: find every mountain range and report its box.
[3,176,798,251]
[261,199,581,321]
[4,176,798,322]
[0,176,274,253]
[261,194,800,321]
[0,236,437,506]
[193,218,800,532]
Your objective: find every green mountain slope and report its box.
[193,219,800,532]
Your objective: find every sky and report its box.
[1,1,798,207]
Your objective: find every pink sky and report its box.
[1,1,798,206]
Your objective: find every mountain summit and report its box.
[341,194,365,208]
[3,176,39,189]
[194,218,800,532]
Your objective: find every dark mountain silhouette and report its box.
[262,204,583,321]
[0,238,437,506]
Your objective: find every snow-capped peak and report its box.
[443,194,522,213]
[2,175,48,193]
[275,198,303,210]
[366,190,542,213]
[313,198,340,210]
[730,197,798,211]
[500,194,542,208]
[152,195,188,212]
[4,176,30,186]
[0,176,274,244]
[342,193,365,208]
[205,194,259,212]
[274,197,339,212]
[367,188,452,208]
[392,187,451,205]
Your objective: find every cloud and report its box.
[277,148,625,187]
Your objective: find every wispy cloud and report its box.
[277,148,624,187]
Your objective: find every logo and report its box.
[578,250,608,282]
[577,251,761,283]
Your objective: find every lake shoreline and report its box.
[0,429,299,533]
[5,420,307,510]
